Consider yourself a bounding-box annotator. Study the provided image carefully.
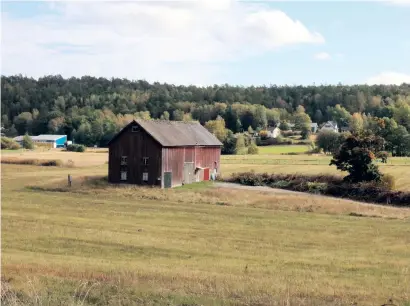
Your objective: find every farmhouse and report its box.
[266,126,281,138]
[320,121,339,133]
[13,134,67,148]
[108,119,223,188]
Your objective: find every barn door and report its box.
[183,162,194,184]
[203,168,210,181]
[164,172,172,188]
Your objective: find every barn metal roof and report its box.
[109,119,223,147]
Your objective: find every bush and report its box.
[227,171,409,206]
[380,174,396,191]
[67,144,86,152]
[247,142,259,154]
[1,137,21,150]
[1,157,63,167]
[22,134,34,150]
[376,151,389,163]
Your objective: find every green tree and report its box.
[160,111,170,120]
[22,133,34,149]
[349,112,364,135]
[204,118,228,142]
[328,104,352,128]
[330,134,385,183]
[294,110,312,139]
[235,134,247,155]
[222,130,236,155]
[315,131,343,154]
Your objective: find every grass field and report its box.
[2,148,410,305]
[257,145,310,155]
[3,148,409,191]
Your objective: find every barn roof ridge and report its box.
[108,119,223,147]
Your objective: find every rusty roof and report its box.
[108,119,223,147]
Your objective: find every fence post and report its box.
[68,174,72,187]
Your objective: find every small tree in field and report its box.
[330,134,385,183]
[247,141,259,155]
[235,134,247,155]
[22,133,34,149]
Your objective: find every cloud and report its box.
[1,1,324,85]
[314,52,331,60]
[383,0,410,6]
[366,72,410,85]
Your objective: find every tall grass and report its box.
[1,157,64,167]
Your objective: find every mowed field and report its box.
[3,146,410,191]
[1,147,410,305]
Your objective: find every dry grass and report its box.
[2,149,107,167]
[1,157,67,167]
[2,164,410,305]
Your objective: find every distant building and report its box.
[320,121,339,133]
[310,123,318,133]
[107,119,222,188]
[13,134,67,148]
[340,126,350,133]
[266,126,281,138]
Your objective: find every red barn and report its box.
[107,119,223,188]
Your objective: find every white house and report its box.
[320,121,339,133]
[266,126,281,138]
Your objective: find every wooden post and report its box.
[68,174,72,187]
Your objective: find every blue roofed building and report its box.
[13,134,67,148]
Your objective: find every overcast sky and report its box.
[2,0,410,86]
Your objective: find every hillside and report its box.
[2,75,410,147]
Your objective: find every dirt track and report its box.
[214,182,367,204]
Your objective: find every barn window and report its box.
[132,126,140,132]
[142,172,148,181]
[120,171,127,181]
[121,156,128,165]
[142,157,149,165]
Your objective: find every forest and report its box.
[1,75,410,155]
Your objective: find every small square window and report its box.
[132,126,140,132]
[121,156,127,165]
[142,157,149,165]
[142,172,148,181]
[121,171,127,181]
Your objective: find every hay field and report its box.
[2,147,410,190]
[257,145,310,154]
[2,162,410,305]
[1,149,108,167]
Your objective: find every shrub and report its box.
[380,174,396,191]
[227,171,409,206]
[376,151,389,163]
[22,134,34,150]
[1,157,63,167]
[307,182,328,194]
[247,142,259,154]
[1,137,21,150]
[67,144,86,152]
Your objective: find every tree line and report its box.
[1,75,410,155]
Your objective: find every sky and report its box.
[1,0,410,86]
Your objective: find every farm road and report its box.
[214,182,360,204]
[215,182,303,195]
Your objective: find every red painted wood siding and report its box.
[162,146,221,187]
